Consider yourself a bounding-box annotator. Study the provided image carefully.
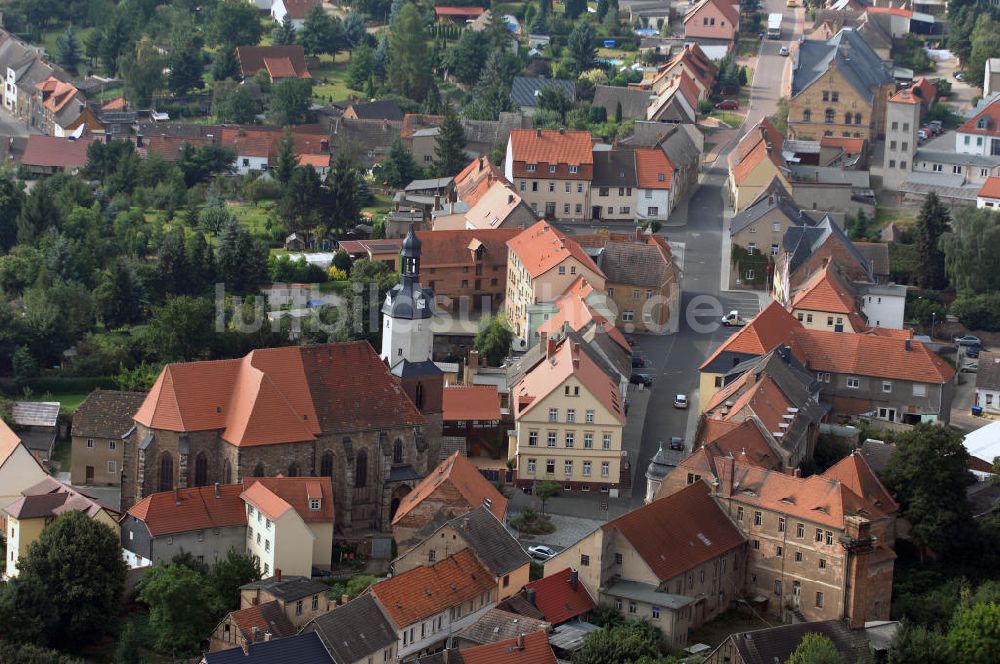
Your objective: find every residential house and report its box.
[303,593,398,664]
[511,337,626,493]
[0,31,72,124]
[808,9,893,61]
[986,59,1000,98]
[202,631,334,664]
[647,71,700,124]
[592,85,654,122]
[71,390,147,487]
[545,481,746,648]
[342,100,405,122]
[454,157,509,207]
[120,483,248,567]
[788,29,896,141]
[435,6,487,24]
[658,125,702,206]
[368,548,497,660]
[511,77,576,115]
[209,600,296,652]
[330,116,403,168]
[634,147,675,220]
[0,421,50,527]
[124,342,433,539]
[32,77,87,136]
[728,179,813,290]
[236,45,311,81]
[956,95,1000,157]
[658,452,897,627]
[978,176,1000,208]
[650,44,718,102]
[239,574,332,629]
[415,228,521,313]
[4,477,119,579]
[520,567,596,625]
[19,134,96,175]
[591,149,638,221]
[504,129,593,221]
[535,277,632,361]
[242,476,335,578]
[456,180,537,232]
[336,238,403,269]
[457,631,559,664]
[221,126,329,175]
[394,505,531,601]
[575,231,681,334]
[391,451,508,552]
[442,386,503,455]
[703,619,875,664]
[271,0,321,31]
[727,118,790,212]
[683,0,740,42]
[790,262,906,331]
[10,401,58,463]
[401,113,445,166]
[454,608,550,647]
[504,219,605,346]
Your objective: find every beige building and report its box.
[0,421,50,529]
[242,477,335,579]
[728,180,811,290]
[544,482,746,649]
[511,337,625,494]
[728,119,791,212]
[70,390,146,487]
[504,129,593,220]
[790,263,867,333]
[505,220,606,349]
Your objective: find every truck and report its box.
[721,310,747,327]
[767,13,782,39]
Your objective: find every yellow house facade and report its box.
[727,120,791,213]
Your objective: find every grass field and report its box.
[228,201,281,241]
[311,52,361,103]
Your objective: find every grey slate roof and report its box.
[592,85,652,121]
[658,125,701,169]
[205,632,333,664]
[914,148,1000,168]
[455,608,550,645]
[442,506,530,576]
[305,594,397,663]
[859,439,895,473]
[71,390,146,439]
[347,100,404,121]
[715,619,874,664]
[782,215,872,279]
[592,150,637,187]
[511,77,576,108]
[240,576,330,602]
[854,242,889,277]
[730,179,809,236]
[977,351,1000,392]
[791,28,894,102]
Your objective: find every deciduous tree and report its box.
[786,634,845,664]
[300,5,345,56]
[948,602,1000,664]
[914,191,949,291]
[209,0,264,48]
[388,3,433,102]
[139,563,217,656]
[267,78,313,125]
[941,207,1000,295]
[474,314,514,366]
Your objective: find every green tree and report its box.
[158,227,190,296]
[347,42,376,90]
[574,619,667,664]
[948,602,1000,664]
[446,30,490,86]
[142,295,217,361]
[537,85,572,120]
[186,232,216,294]
[941,207,1000,295]
[280,165,325,231]
[209,0,264,48]
[274,128,299,185]
[341,258,399,343]
[343,12,366,50]
[139,563,217,656]
[272,14,297,46]
[530,0,549,33]
[327,155,362,232]
[596,0,609,21]
[211,47,241,82]
[474,314,514,366]
[345,575,378,598]
[167,33,205,96]
[889,620,951,664]
[464,48,518,120]
[913,192,949,291]
[119,38,165,108]
[207,550,261,614]
[380,136,420,188]
[967,15,1000,87]
[212,79,257,124]
[216,219,268,293]
[567,20,597,75]
[97,12,129,75]
[882,424,973,561]
[388,3,433,102]
[12,345,38,379]
[786,633,845,664]
[16,511,125,648]
[113,620,144,664]
[56,25,81,74]
[300,5,345,56]
[565,0,586,19]
[267,78,313,125]
[536,480,560,514]
[434,108,467,177]
[0,173,25,251]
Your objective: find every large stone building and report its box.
[504,129,593,221]
[124,342,437,536]
[881,87,922,191]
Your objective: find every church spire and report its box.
[401,224,421,289]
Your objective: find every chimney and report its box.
[174,487,181,505]
[793,468,801,478]
[320,138,328,151]
[904,339,911,351]
[536,128,542,137]
[214,482,221,498]
[516,633,525,650]
[525,587,537,606]
[341,593,349,605]
[569,568,579,591]
[559,128,565,135]
[463,516,470,531]
[545,337,559,360]
[264,632,272,642]
[717,456,735,498]
[275,568,282,582]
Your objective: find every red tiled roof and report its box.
[236,45,310,79]
[434,6,486,16]
[867,6,911,17]
[819,135,866,154]
[701,302,804,370]
[911,78,937,104]
[793,328,955,384]
[634,147,674,189]
[536,277,631,354]
[298,153,330,167]
[889,88,921,105]
[791,264,867,332]
[370,548,495,627]
[264,57,299,80]
[508,129,593,178]
[134,343,424,443]
[241,476,334,523]
[229,600,297,642]
[126,484,247,537]
[102,96,127,111]
[507,220,604,280]
[455,157,509,207]
[959,97,1000,136]
[728,118,786,186]
[683,0,740,28]
[416,229,520,268]
[20,135,95,169]
[0,419,21,465]
[443,385,501,421]
[653,45,717,94]
[392,452,508,525]
[823,452,898,515]
[524,568,596,624]
[979,176,1000,199]
[279,0,320,19]
[144,135,213,162]
[608,481,745,581]
[459,630,557,664]
[703,419,781,469]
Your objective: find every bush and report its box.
[509,509,556,534]
[950,293,1000,332]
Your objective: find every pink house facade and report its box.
[683,0,741,42]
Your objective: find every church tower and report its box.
[381,225,434,366]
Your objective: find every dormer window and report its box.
[978,118,988,129]
[569,165,578,174]
[657,173,665,182]
[526,163,536,172]
[309,498,321,511]
[549,165,557,173]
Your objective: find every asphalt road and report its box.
[0,105,31,138]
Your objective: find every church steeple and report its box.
[380,225,434,365]
[400,224,421,290]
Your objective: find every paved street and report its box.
[0,104,32,138]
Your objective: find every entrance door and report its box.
[592,206,602,220]
[878,407,896,422]
[544,202,556,218]
[792,581,801,608]
[85,466,94,482]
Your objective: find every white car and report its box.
[779,46,790,56]
[528,545,556,561]
[674,394,689,409]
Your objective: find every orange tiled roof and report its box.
[454,156,509,207]
[700,302,804,370]
[0,419,21,464]
[823,452,898,515]
[793,328,954,384]
[370,548,495,627]
[459,629,557,664]
[889,88,921,105]
[134,343,424,444]
[608,481,746,581]
[959,97,1000,136]
[434,5,486,16]
[791,264,866,332]
[536,277,631,353]
[634,147,674,189]
[392,452,508,525]
[264,57,299,80]
[443,385,501,421]
[819,135,865,154]
[728,118,786,187]
[241,476,334,523]
[523,568,596,624]
[126,484,247,537]
[298,153,330,167]
[229,600,296,641]
[416,228,519,268]
[513,337,624,424]
[979,176,1000,199]
[911,78,936,104]
[508,129,593,173]
[507,220,605,280]
[703,419,780,469]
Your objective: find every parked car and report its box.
[674,394,689,409]
[631,355,646,368]
[669,436,685,451]
[527,545,556,561]
[928,120,943,134]
[961,363,979,374]
[917,129,930,141]
[721,310,747,327]
[715,99,739,110]
[953,71,965,81]
[966,346,981,359]
[630,372,654,386]
[779,46,790,56]
[954,335,982,347]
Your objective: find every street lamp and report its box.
[931,311,936,340]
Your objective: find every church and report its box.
[120,227,444,535]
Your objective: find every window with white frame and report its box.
[882,381,892,393]
[565,432,575,448]
[529,431,538,446]
[527,458,536,473]
[566,408,575,423]
[603,433,612,449]
[107,460,116,473]
[601,461,610,477]
[564,460,573,475]
[527,164,536,172]
[548,408,558,421]
[583,461,591,476]
[584,433,593,448]
[109,440,116,450]
[913,384,926,396]
[622,310,635,321]
[847,376,860,389]
[585,409,594,423]
[547,431,556,447]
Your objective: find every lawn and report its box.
[40,27,98,76]
[710,111,744,128]
[874,206,918,232]
[362,192,395,218]
[311,52,360,103]
[228,201,281,242]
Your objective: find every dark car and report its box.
[715,99,739,110]
[954,335,982,347]
[631,355,645,368]
[630,373,654,386]
[966,346,981,359]
[669,436,685,451]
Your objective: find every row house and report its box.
[790,262,906,332]
[511,338,626,494]
[544,481,746,649]
[535,277,633,366]
[648,71,700,125]
[0,31,79,129]
[304,593,398,664]
[727,119,791,212]
[650,44,718,102]
[32,76,90,136]
[70,390,147,488]
[202,631,333,663]
[591,149,638,222]
[505,129,593,221]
